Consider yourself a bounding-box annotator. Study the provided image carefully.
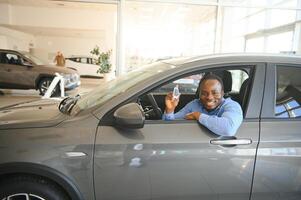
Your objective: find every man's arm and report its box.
[198,101,243,136]
[162,100,196,120]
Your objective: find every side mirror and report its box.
[114,103,145,129]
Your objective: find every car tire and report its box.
[38,77,60,97]
[0,175,70,200]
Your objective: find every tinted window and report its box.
[276,66,301,118]
[5,53,27,65]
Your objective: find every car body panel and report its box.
[95,120,259,200]
[0,113,98,200]
[251,63,301,200]
[0,99,66,129]
[66,56,100,77]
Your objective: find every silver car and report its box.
[0,54,300,200]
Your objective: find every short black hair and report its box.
[198,73,224,91]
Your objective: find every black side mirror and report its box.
[114,103,145,129]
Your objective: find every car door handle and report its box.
[210,138,252,146]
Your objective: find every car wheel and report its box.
[0,175,70,200]
[38,78,60,97]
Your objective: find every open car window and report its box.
[138,67,252,121]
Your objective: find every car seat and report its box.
[237,78,250,111]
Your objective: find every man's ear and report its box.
[221,90,225,97]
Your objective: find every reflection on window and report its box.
[276,99,300,118]
[276,66,301,118]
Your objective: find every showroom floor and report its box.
[0,78,104,109]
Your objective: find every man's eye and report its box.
[212,91,221,96]
[201,92,208,96]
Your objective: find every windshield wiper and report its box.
[59,94,81,114]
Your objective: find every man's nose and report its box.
[206,93,214,99]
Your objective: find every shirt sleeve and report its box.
[162,100,196,120]
[198,101,243,136]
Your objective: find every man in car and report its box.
[163,74,243,136]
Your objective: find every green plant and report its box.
[90,46,112,74]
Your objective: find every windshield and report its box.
[72,62,175,114]
[22,52,46,65]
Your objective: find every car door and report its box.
[94,64,265,200]
[251,63,301,200]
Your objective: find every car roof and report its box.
[163,53,301,67]
[0,49,22,54]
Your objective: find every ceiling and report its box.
[0,0,117,11]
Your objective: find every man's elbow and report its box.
[220,127,236,136]
[218,122,240,136]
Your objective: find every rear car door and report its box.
[94,63,265,200]
[252,63,301,200]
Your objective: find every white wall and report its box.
[0,26,35,51]
[10,5,114,31]
[34,35,106,62]
[0,3,10,24]
[0,2,117,69]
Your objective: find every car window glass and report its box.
[5,54,22,65]
[0,52,9,64]
[276,66,301,118]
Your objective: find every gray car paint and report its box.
[0,54,301,200]
[251,63,301,200]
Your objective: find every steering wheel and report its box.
[146,93,162,119]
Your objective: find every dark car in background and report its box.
[0,54,301,200]
[0,49,80,95]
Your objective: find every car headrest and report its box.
[212,70,232,93]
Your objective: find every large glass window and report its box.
[124,2,216,71]
[276,66,301,118]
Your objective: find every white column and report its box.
[214,3,223,54]
[116,0,125,76]
[293,0,301,54]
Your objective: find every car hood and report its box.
[38,64,78,74]
[0,99,67,130]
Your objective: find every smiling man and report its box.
[162,74,243,136]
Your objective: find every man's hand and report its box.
[185,112,201,120]
[165,92,179,113]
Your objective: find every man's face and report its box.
[199,79,224,110]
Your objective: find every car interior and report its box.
[138,67,253,120]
